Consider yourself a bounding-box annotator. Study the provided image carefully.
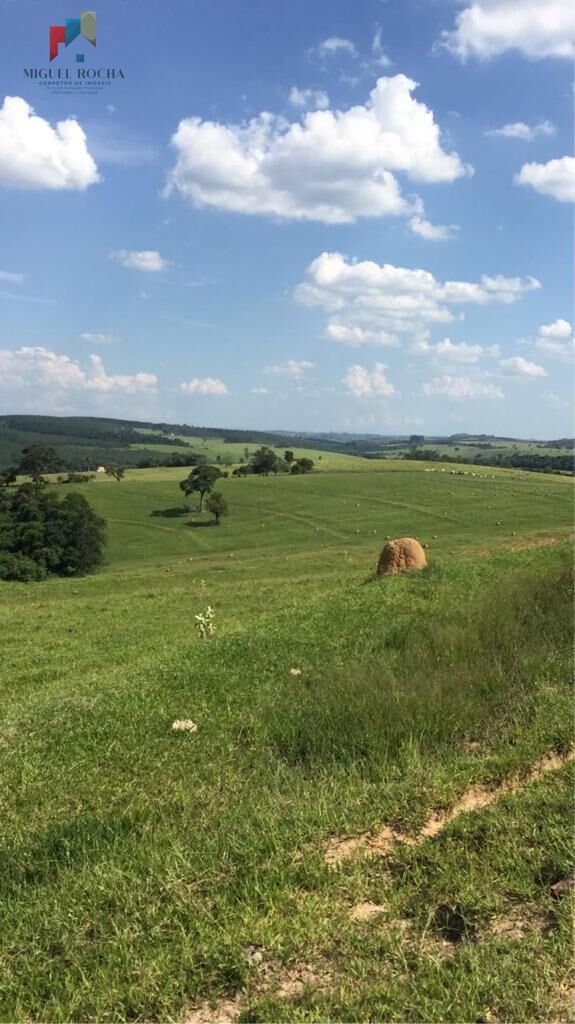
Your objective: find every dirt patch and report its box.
[325,748,575,866]
[349,900,387,921]
[185,952,331,1023]
[489,906,554,941]
[185,996,242,1024]
[376,537,427,577]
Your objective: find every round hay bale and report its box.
[376,537,427,577]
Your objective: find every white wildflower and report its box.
[171,719,198,732]
[195,605,215,639]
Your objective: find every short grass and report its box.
[0,462,573,1022]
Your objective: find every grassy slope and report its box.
[0,463,573,1022]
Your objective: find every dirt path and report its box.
[325,748,575,866]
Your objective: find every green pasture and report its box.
[0,461,573,1022]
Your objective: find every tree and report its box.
[0,484,106,580]
[284,450,294,464]
[409,434,425,447]
[206,491,229,525]
[180,464,222,510]
[105,465,126,482]
[291,457,314,474]
[250,446,280,476]
[0,466,17,487]
[18,444,61,483]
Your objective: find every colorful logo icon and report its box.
[50,11,96,62]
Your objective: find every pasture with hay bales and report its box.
[0,458,573,1022]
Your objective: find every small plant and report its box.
[195,605,215,639]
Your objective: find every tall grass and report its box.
[267,562,573,766]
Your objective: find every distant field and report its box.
[0,461,573,1022]
[131,436,362,470]
[376,441,571,460]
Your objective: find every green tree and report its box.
[206,491,229,525]
[0,466,18,487]
[18,444,61,484]
[284,450,294,464]
[409,434,425,447]
[180,464,222,510]
[291,457,314,474]
[250,446,280,476]
[105,465,126,482]
[0,484,106,580]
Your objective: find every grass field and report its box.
[0,460,573,1022]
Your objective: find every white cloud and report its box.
[295,251,540,340]
[324,322,398,346]
[498,355,547,376]
[442,0,575,60]
[180,377,228,396]
[0,95,99,190]
[251,387,270,394]
[538,318,572,339]
[0,347,156,393]
[0,270,24,284]
[288,87,329,110]
[111,249,172,272]
[534,319,574,361]
[318,37,357,58]
[80,332,117,345]
[264,360,314,380]
[422,375,504,400]
[515,156,575,202]
[371,26,392,67]
[343,363,397,399]
[411,336,499,363]
[485,120,555,140]
[409,216,459,240]
[166,75,469,225]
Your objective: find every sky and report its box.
[0,0,573,438]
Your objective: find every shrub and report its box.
[0,552,47,582]
[0,485,106,581]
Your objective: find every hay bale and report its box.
[376,537,427,577]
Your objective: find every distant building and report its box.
[96,465,106,473]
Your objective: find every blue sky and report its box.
[0,0,573,437]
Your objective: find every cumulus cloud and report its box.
[111,249,172,272]
[409,216,459,240]
[498,355,547,376]
[80,332,117,345]
[442,0,575,60]
[343,363,397,399]
[295,251,540,340]
[539,318,572,338]
[251,387,270,394]
[515,156,575,202]
[422,375,504,399]
[0,96,99,190]
[534,319,574,360]
[0,347,156,393]
[288,87,329,110]
[180,377,228,395]
[264,360,314,380]
[485,120,555,140]
[411,336,499,362]
[166,75,469,225]
[325,323,398,346]
[318,37,357,58]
